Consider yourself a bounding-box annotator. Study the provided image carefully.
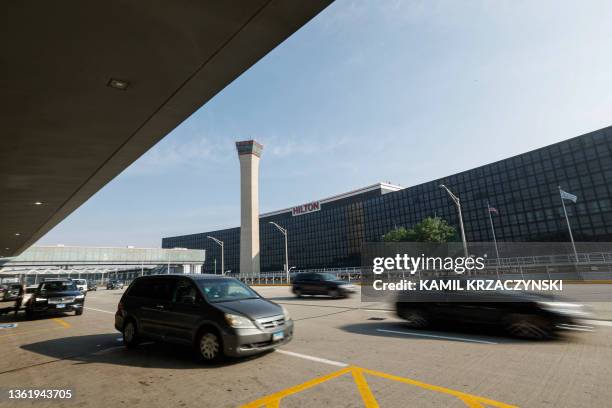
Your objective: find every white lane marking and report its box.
[84,307,114,314]
[363,309,394,313]
[583,319,612,327]
[376,329,498,344]
[275,349,348,367]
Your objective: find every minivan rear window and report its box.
[197,279,259,303]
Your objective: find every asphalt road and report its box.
[1,286,611,407]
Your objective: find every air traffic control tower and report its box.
[236,140,263,277]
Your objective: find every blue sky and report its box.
[39,0,612,248]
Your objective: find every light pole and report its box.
[269,222,289,283]
[288,266,296,282]
[439,184,469,258]
[207,236,224,275]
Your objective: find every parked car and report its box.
[395,279,590,339]
[1,283,22,301]
[72,279,88,294]
[107,280,124,290]
[291,273,356,298]
[25,279,85,318]
[87,282,98,291]
[115,274,293,362]
[0,284,23,315]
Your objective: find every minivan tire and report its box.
[196,329,222,362]
[75,309,83,316]
[328,289,340,298]
[123,319,140,348]
[294,288,303,298]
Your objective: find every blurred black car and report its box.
[107,280,124,290]
[395,280,589,339]
[87,282,97,291]
[292,273,356,298]
[25,279,84,318]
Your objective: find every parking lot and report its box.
[1,286,612,407]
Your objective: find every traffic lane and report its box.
[3,288,611,407]
[83,288,125,309]
[0,305,117,374]
[0,291,369,407]
[0,291,506,407]
[256,284,612,321]
[0,289,132,376]
[255,285,393,312]
[281,305,612,408]
[1,335,369,407]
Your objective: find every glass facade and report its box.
[163,127,612,274]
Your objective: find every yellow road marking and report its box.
[351,367,379,408]
[241,366,352,408]
[459,396,486,408]
[241,365,518,408]
[360,367,517,408]
[52,318,71,328]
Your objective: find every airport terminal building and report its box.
[163,127,612,274]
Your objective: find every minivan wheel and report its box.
[328,289,340,298]
[123,320,140,348]
[294,288,303,298]
[197,331,222,362]
[75,309,83,316]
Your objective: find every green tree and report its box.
[381,226,413,242]
[382,217,456,243]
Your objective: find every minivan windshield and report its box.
[197,279,259,303]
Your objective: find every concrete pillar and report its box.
[236,140,263,277]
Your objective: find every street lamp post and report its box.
[269,222,289,283]
[207,236,224,275]
[439,184,469,258]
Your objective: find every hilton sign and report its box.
[292,201,321,216]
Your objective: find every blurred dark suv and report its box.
[115,274,293,362]
[292,273,356,298]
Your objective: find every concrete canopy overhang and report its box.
[0,0,332,256]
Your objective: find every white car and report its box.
[72,279,88,294]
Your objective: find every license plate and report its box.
[272,331,284,342]
[56,304,65,309]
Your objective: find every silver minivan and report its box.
[115,274,293,361]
